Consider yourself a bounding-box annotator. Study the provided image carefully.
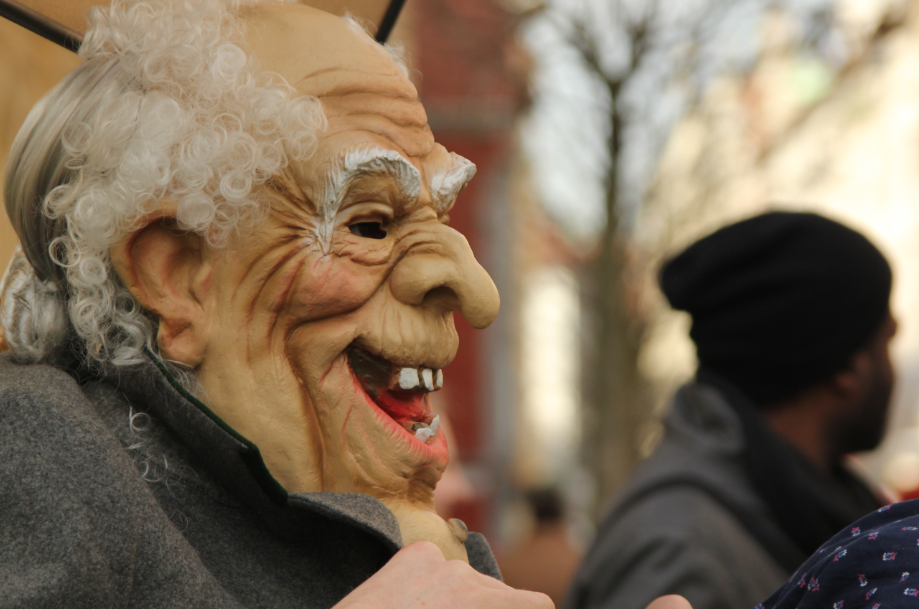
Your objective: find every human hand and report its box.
[334,541,555,609]
[646,595,693,609]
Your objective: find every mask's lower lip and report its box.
[346,346,439,441]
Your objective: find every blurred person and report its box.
[567,212,896,609]
[500,488,583,607]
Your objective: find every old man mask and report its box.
[1,0,499,562]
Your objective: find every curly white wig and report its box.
[1,0,327,368]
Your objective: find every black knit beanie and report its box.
[660,211,892,405]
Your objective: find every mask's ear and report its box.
[110,211,211,367]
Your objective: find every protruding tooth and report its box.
[435,369,443,389]
[429,414,440,436]
[415,426,434,442]
[421,368,434,391]
[398,368,420,390]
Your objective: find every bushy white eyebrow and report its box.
[314,147,422,252]
[428,152,476,214]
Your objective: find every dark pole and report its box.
[0,0,81,52]
[0,0,405,50]
[374,0,405,43]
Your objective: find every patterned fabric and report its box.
[761,500,919,609]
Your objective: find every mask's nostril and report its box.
[422,285,460,310]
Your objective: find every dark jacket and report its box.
[567,383,792,609]
[0,353,500,608]
[760,499,919,609]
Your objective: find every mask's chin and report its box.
[344,343,450,471]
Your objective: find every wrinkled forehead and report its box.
[244,3,434,159]
[243,3,475,211]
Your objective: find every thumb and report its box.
[646,595,694,609]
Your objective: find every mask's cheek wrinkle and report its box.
[351,414,415,495]
[235,230,310,310]
[273,258,313,341]
[340,396,355,447]
[304,254,340,296]
[343,407,394,496]
[330,230,394,266]
[316,350,346,388]
[332,240,357,258]
[249,246,313,356]
[288,348,327,490]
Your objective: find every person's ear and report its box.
[829,350,873,401]
[110,211,212,367]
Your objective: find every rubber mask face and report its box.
[189,3,499,560]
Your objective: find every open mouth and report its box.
[347,345,443,443]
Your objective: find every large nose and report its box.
[388,225,500,329]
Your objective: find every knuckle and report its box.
[509,590,554,609]
[534,591,556,609]
[402,540,444,560]
[442,559,474,577]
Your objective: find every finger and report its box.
[646,595,693,609]
[485,588,555,609]
[474,576,510,591]
[384,541,447,570]
[396,541,447,561]
[432,556,513,592]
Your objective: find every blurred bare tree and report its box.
[519,0,908,513]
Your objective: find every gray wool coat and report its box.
[0,353,500,608]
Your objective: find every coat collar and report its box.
[99,349,404,555]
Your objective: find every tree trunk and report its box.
[582,82,648,514]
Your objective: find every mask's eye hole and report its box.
[349,222,388,239]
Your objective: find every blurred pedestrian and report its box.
[567,211,897,609]
[500,488,582,607]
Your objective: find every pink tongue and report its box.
[373,389,426,424]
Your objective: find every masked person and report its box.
[567,211,896,609]
[0,1,551,608]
